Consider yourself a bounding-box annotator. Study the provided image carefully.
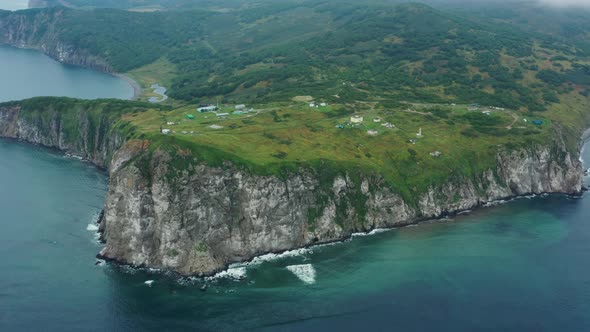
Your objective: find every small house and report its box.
[373,117,382,123]
[162,129,171,135]
[532,120,544,125]
[320,103,327,107]
[350,115,364,123]
[430,151,442,158]
[186,114,195,120]
[216,112,230,117]
[367,129,378,136]
[235,104,246,110]
[198,105,217,112]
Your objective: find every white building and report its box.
[350,115,364,123]
[198,105,217,112]
[162,129,171,135]
[235,104,246,110]
[430,151,442,157]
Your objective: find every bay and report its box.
[0,45,134,102]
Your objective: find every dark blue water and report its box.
[1,139,589,331]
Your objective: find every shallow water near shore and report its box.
[1,139,590,331]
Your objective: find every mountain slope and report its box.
[2,2,589,110]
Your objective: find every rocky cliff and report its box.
[0,8,111,72]
[98,131,583,276]
[0,101,129,168]
[0,101,585,276]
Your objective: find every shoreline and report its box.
[95,190,587,280]
[0,43,142,101]
[94,136,590,279]
[1,106,588,279]
[114,73,142,101]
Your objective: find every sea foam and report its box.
[286,264,316,284]
[86,224,99,231]
[352,228,391,237]
[229,247,312,269]
[208,267,247,281]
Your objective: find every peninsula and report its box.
[1,0,590,276]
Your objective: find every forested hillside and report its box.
[5,0,590,110]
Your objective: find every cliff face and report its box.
[1,102,584,276]
[0,9,111,72]
[98,134,583,276]
[0,104,125,168]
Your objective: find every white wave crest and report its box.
[352,228,391,237]
[230,247,311,269]
[483,199,508,207]
[86,224,99,231]
[286,264,316,284]
[209,267,247,280]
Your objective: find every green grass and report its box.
[122,99,557,201]
[126,57,178,102]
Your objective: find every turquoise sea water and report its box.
[1,139,589,331]
[0,45,133,102]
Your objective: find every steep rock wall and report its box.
[0,9,111,72]
[0,104,125,168]
[98,134,583,276]
[1,102,584,276]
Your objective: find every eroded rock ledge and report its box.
[97,138,582,276]
[0,103,584,276]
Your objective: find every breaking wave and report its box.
[230,247,312,269]
[286,264,316,284]
[208,267,247,281]
[86,223,99,231]
[352,228,391,237]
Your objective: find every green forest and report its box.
[5,0,590,110]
